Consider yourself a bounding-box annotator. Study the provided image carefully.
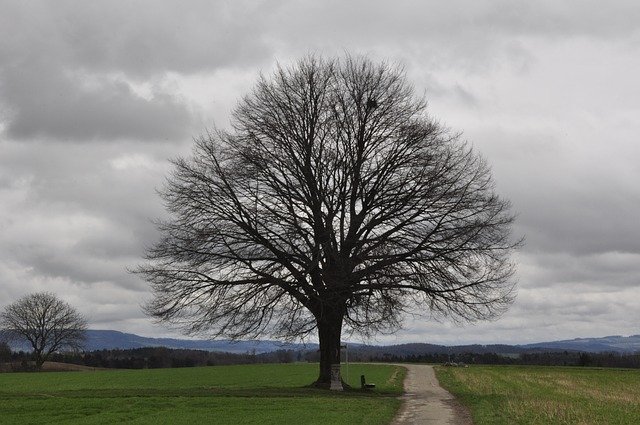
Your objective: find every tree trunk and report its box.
[314,307,344,390]
[34,350,45,371]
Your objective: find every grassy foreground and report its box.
[436,364,640,424]
[0,363,404,425]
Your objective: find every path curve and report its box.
[391,364,473,425]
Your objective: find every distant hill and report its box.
[521,335,640,353]
[83,330,316,354]
[361,336,640,357]
[348,342,528,358]
[6,329,640,355]
[83,330,640,355]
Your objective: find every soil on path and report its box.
[392,364,473,425]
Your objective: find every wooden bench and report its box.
[360,374,376,389]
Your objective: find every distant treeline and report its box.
[362,351,640,368]
[1,344,302,371]
[3,340,640,371]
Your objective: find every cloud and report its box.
[0,0,275,142]
[4,1,638,143]
[0,139,171,297]
[478,1,640,39]
[1,1,639,343]
[0,138,175,335]
[1,65,195,141]
[0,1,275,76]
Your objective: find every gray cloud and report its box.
[263,0,640,74]
[332,0,640,40]
[468,122,640,258]
[1,1,639,343]
[0,0,272,142]
[478,1,640,39]
[0,1,274,76]
[1,64,194,141]
[0,140,174,296]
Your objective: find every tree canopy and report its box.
[0,292,87,369]
[139,55,519,387]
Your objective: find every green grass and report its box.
[0,363,405,424]
[436,364,640,425]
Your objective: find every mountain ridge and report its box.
[76,330,640,354]
[83,330,315,353]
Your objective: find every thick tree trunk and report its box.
[314,307,345,390]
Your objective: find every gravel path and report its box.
[392,364,473,425]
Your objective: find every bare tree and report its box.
[0,292,87,370]
[139,55,519,388]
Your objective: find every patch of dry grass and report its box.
[436,365,640,424]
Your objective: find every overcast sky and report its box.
[1,0,639,346]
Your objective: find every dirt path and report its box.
[392,364,473,425]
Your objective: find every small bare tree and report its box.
[139,54,519,388]
[0,292,87,370]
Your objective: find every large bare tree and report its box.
[139,55,519,388]
[0,292,87,370]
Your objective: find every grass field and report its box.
[436,364,640,424]
[0,363,404,425]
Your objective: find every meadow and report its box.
[0,363,404,425]
[436,364,640,424]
